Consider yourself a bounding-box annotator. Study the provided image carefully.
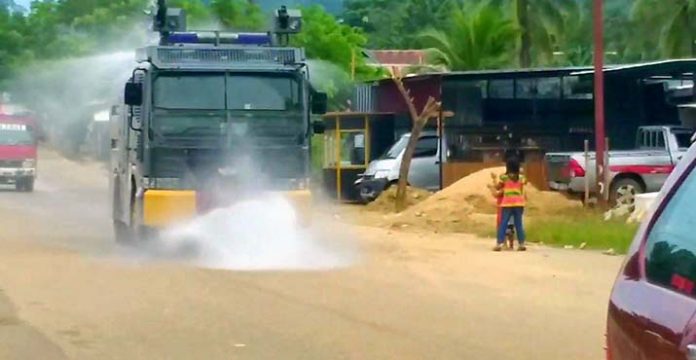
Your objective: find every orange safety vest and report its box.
[499,174,526,208]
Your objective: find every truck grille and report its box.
[0,160,22,168]
[155,47,301,67]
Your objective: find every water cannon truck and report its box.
[110,1,327,242]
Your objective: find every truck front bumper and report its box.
[0,167,35,184]
[548,177,592,193]
[354,176,389,203]
[142,189,313,229]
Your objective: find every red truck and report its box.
[0,114,37,192]
[606,138,696,359]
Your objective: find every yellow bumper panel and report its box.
[143,190,197,228]
[142,189,313,229]
[281,190,313,227]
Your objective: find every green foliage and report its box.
[0,7,32,80]
[291,5,386,109]
[418,2,518,71]
[211,0,265,31]
[485,0,576,67]
[342,0,406,49]
[0,0,692,88]
[632,0,696,58]
[0,0,278,84]
[400,0,456,47]
[169,0,213,27]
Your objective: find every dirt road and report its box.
[0,149,623,359]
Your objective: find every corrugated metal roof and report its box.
[367,59,696,85]
[570,59,696,76]
[370,66,594,84]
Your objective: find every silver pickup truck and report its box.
[545,125,694,205]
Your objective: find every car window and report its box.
[637,130,647,148]
[674,131,693,149]
[645,163,696,297]
[413,136,438,158]
[656,131,665,148]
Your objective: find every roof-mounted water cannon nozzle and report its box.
[153,0,187,44]
[272,6,301,46]
[274,6,302,34]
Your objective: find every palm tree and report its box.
[399,0,456,48]
[487,0,576,67]
[417,2,518,71]
[632,0,696,58]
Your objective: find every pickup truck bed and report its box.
[545,126,692,205]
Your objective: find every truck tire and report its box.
[610,178,644,208]
[15,178,34,192]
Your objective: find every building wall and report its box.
[376,76,441,115]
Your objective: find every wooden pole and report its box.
[604,137,611,203]
[584,139,590,206]
[593,0,607,207]
[335,116,342,202]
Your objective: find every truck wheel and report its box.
[358,184,377,204]
[113,220,133,244]
[15,178,34,192]
[610,178,644,208]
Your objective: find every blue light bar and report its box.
[166,32,272,46]
[168,32,198,43]
[235,33,272,45]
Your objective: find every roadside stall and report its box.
[321,112,406,202]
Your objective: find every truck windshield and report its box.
[380,135,409,159]
[0,124,33,145]
[154,74,226,110]
[153,73,301,111]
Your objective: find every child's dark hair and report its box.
[506,157,521,180]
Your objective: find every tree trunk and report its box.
[391,71,441,212]
[517,0,532,67]
[395,119,427,212]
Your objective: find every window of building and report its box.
[536,78,562,99]
[489,80,514,98]
[562,76,593,99]
[515,78,536,99]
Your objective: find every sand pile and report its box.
[383,167,583,234]
[367,186,432,213]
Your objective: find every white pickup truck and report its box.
[545,126,694,206]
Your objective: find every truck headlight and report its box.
[22,159,36,168]
[373,170,390,179]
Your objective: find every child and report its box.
[493,158,527,252]
[488,172,514,250]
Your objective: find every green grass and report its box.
[526,211,639,254]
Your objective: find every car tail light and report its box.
[566,158,586,178]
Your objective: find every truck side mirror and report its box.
[311,92,328,115]
[312,121,325,134]
[124,83,143,106]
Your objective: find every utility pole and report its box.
[593,0,607,206]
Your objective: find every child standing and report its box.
[488,172,514,250]
[494,158,527,252]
